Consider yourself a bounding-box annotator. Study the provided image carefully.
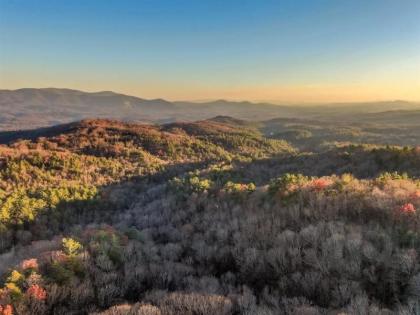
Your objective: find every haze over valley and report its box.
[1,87,420,130]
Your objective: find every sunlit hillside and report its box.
[0,117,420,314]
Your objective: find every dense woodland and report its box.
[1,117,420,314]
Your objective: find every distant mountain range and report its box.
[1,88,420,130]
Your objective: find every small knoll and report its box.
[207,115,255,126]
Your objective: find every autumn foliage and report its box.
[2,119,420,314]
[0,305,12,315]
[20,259,38,271]
[311,178,333,191]
[399,202,416,214]
[26,285,46,301]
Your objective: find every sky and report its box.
[0,0,419,103]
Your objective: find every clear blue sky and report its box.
[1,0,419,102]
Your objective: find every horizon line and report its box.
[1,86,420,106]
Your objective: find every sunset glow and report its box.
[1,0,419,102]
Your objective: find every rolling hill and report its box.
[1,117,420,314]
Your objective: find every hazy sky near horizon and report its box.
[1,0,419,103]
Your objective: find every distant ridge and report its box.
[0,88,419,131]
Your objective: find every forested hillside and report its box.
[1,117,420,314]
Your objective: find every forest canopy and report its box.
[1,117,420,314]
